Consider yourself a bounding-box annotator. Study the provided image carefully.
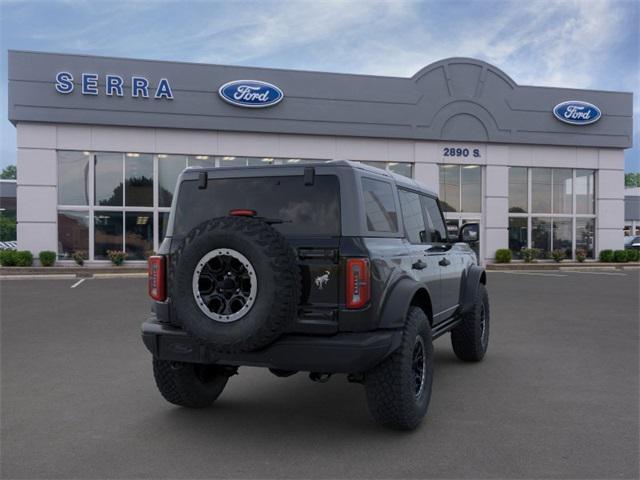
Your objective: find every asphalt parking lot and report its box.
[1,270,638,479]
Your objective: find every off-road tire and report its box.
[451,283,490,361]
[152,359,229,408]
[171,216,300,353]
[364,307,434,430]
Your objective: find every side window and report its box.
[361,177,398,233]
[421,195,448,243]
[399,189,427,243]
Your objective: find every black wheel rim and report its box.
[413,336,426,398]
[479,304,487,345]
[192,248,257,323]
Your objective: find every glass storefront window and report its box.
[158,155,187,207]
[159,211,171,242]
[95,153,123,206]
[218,156,248,167]
[360,161,412,178]
[531,217,551,258]
[552,217,573,258]
[94,211,123,260]
[57,211,89,259]
[439,165,460,212]
[460,165,481,212]
[576,170,595,214]
[508,167,527,213]
[58,151,90,205]
[531,168,551,213]
[508,217,527,258]
[576,218,595,259]
[125,212,153,259]
[125,153,153,206]
[187,155,214,168]
[552,169,573,214]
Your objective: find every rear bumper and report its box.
[141,320,402,374]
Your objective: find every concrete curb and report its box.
[486,262,640,271]
[0,266,146,277]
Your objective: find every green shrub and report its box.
[107,250,127,266]
[15,250,33,267]
[575,248,587,263]
[0,249,18,266]
[39,250,56,267]
[494,249,512,263]
[613,250,628,263]
[521,248,537,263]
[599,249,614,262]
[72,250,88,266]
[626,249,639,262]
[551,249,566,263]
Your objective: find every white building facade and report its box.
[8,51,633,264]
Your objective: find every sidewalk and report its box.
[487,261,640,271]
[0,265,147,278]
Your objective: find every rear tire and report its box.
[152,359,230,408]
[364,307,434,430]
[451,283,490,362]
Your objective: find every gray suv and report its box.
[142,160,489,430]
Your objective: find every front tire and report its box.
[451,283,490,361]
[364,307,434,430]
[152,359,230,408]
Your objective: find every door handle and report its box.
[412,259,427,270]
[438,257,451,267]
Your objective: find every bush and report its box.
[575,248,587,263]
[613,250,628,263]
[15,250,33,267]
[521,248,538,263]
[72,250,88,266]
[0,249,18,266]
[599,249,614,262]
[551,249,566,263]
[39,250,56,267]
[626,249,639,262]
[494,249,512,263]
[107,250,127,266]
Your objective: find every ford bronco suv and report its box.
[142,160,489,430]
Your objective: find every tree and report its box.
[625,172,640,188]
[1,165,16,179]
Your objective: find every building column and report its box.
[16,123,58,258]
[483,164,509,263]
[596,149,625,253]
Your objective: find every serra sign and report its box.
[55,72,174,99]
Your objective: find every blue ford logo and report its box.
[553,100,601,125]
[218,80,283,108]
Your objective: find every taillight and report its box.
[229,209,257,217]
[346,258,370,309]
[148,255,166,301]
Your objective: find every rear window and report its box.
[361,177,398,233]
[173,175,341,237]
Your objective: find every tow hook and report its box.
[309,372,331,383]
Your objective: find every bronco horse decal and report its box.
[314,270,330,290]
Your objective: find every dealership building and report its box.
[7,50,633,264]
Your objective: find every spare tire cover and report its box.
[171,216,300,353]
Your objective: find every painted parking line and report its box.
[70,278,86,288]
[489,271,567,277]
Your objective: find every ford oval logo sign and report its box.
[218,80,283,108]
[553,100,601,125]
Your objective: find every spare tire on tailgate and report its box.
[171,216,300,353]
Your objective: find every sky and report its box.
[0,0,638,172]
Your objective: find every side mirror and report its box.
[459,223,479,244]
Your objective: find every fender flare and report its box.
[459,265,486,315]
[378,277,433,329]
